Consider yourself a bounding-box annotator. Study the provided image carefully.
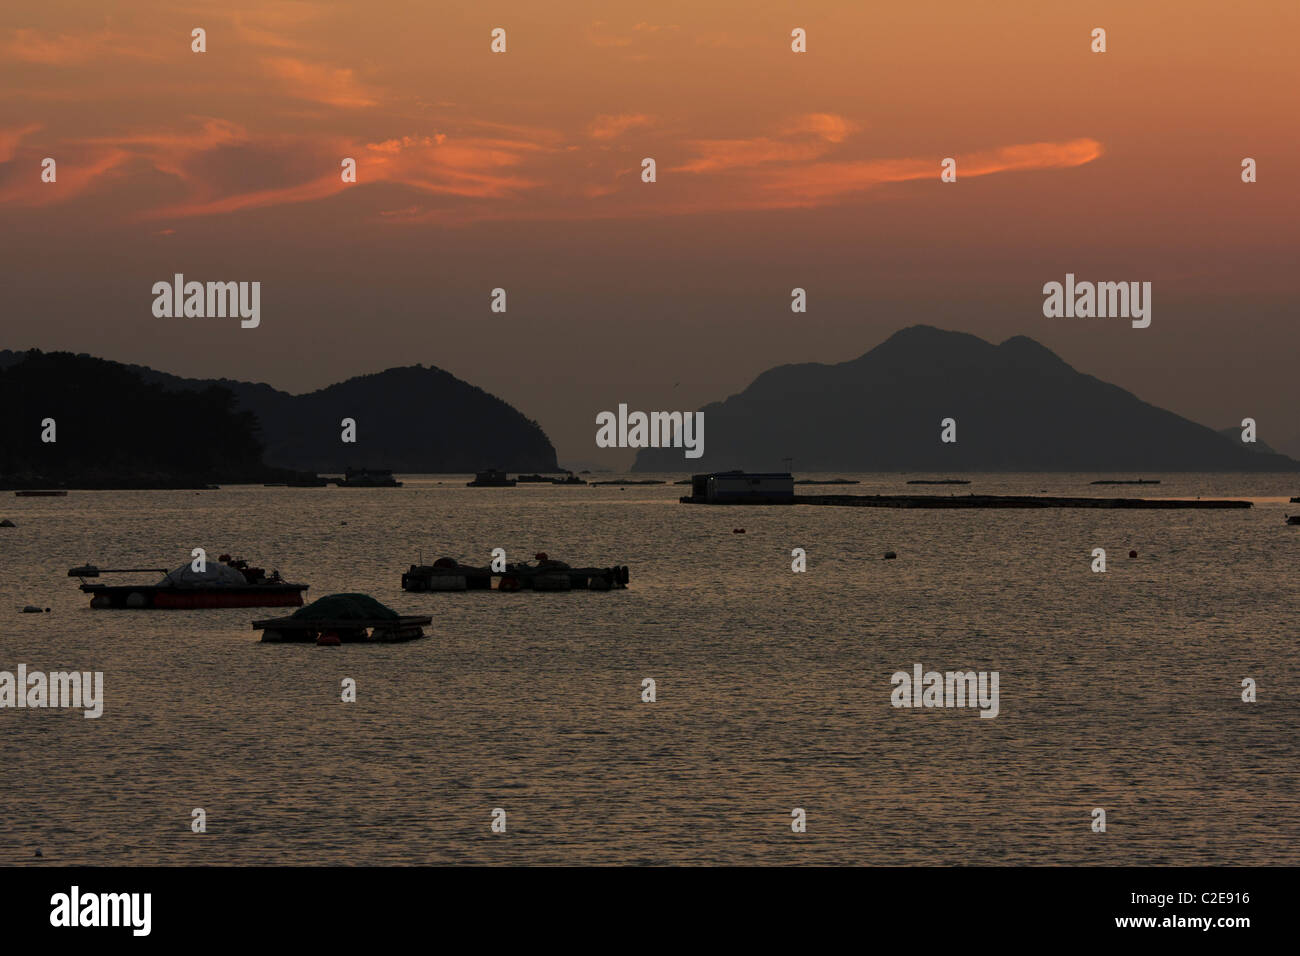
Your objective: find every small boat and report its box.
[71,554,308,609]
[467,469,516,487]
[1287,515,1300,525]
[334,468,402,487]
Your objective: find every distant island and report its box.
[0,350,559,482]
[632,326,1300,473]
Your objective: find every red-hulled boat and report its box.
[70,554,308,609]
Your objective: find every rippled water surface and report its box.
[2,473,1298,865]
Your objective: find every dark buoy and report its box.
[34,848,42,858]
[733,529,745,534]
[883,551,897,560]
[1129,550,1138,558]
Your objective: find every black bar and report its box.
[0,866,1279,943]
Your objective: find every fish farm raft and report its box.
[402,555,629,592]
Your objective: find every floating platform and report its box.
[83,585,307,609]
[254,593,429,643]
[71,556,308,609]
[517,473,589,485]
[334,468,401,487]
[253,614,431,642]
[680,493,1251,509]
[402,557,628,592]
[467,469,515,487]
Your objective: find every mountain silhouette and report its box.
[235,365,558,473]
[0,350,294,488]
[631,326,1299,472]
[0,350,558,475]
[1216,427,1279,456]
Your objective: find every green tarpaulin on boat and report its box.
[290,593,400,621]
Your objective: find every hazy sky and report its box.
[2,0,1297,466]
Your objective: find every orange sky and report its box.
[2,0,1297,464]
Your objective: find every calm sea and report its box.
[2,473,1297,865]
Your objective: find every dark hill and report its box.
[0,350,295,488]
[1216,426,1278,455]
[632,326,1300,472]
[0,350,558,474]
[230,365,558,473]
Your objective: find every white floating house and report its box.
[690,471,794,502]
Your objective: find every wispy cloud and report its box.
[229,1,322,50]
[0,123,42,162]
[671,113,856,173]
[0,142,132,205]
[588,113,655,140]
[587,21,680,50]
[0,93,1102,227]
[260,56,378,108]
[784,113,856,144]
[754,138,1105,204]
[0,27,160,65]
